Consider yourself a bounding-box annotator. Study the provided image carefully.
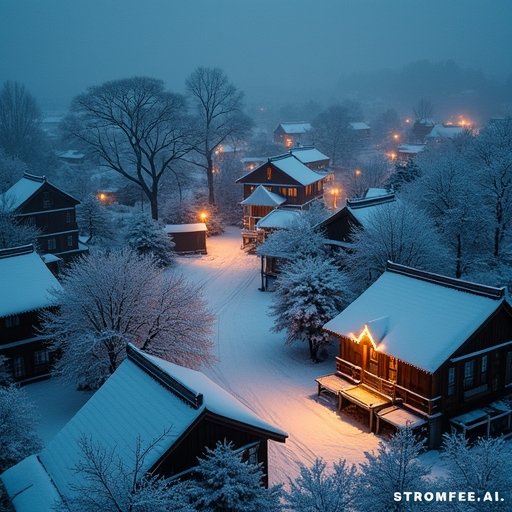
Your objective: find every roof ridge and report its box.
[23,172,46,183]
[126,344,203,409]
[347,193,395,209]
[0,244,34,259]
[386,262,505,299]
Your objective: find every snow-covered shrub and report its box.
[356,428,429,512]
[42,248,214,389]
[0,196,41,250]
[184,440,282,512]
[283,458,358,512]
[439,433,512,508]
[270,256,349,361]
[0,385,41,472]
[124,212,175,266]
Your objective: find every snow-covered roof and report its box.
[164,223,207,234]
[323,262,506,373]
[1,455,62,512]
[349,122,370,130]
[397,143,426,154]
[276,122,312,134]
[346,193,396,227]
[0,173,47,211]
[0,172,79,211]
[270,154,325,186]
[289,146,329,164]
[0,245,62,318]
[12,346,286,505]
[241,185,286,207]
[256,208,303,230]
[364,188,389,199]
[427,124,465,139]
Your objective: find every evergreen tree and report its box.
[356,428,429,512]
[124,213,175,266]
[386,159,421,191]
[184,440,282,512]
[270,255,349,361]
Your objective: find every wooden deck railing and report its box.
[336,357,441,416]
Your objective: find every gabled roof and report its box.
[289,146,329,164]
[237,153,325,187]
[0,245,62,318]
[0,172,80,211]
[346,193,396,227]
[241,185,286,207]
[323,262,506,373]
[275,122,312,134]
[256,207,303,230]
[3,346,287,509]
[427,124,466,139]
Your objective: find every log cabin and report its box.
[1,173,88,263]
[0,245,62,381]
[1,344,287,511]
[317,262,512,448]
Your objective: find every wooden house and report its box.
[317,262,512,448]
[164,223,207,254]
[236,152,327,249]
[273,122,312,148]
[1,173,88,262]
[349,122,371,147]
[315,191,396,246]
[1,344,287,511]
[0,245,62,382]
[396,143,426,166]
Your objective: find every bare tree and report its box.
[65,77,195,220]
[311,103,361,167]
[0,81,44,163]
[186,67,252,204]
[413,98,434,121]
[42,248,214,389]
[64,432,194,512]
[0,196,41,250]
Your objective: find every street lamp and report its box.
[199,212,207,223]
[330,187,340,209]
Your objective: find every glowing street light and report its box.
[330,187,340,209]
[355,169,362,177]
[392,133,400,141]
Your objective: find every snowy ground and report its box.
[27,226,420,484]
[173,226,381,484]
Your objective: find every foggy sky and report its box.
[1,0,511,108]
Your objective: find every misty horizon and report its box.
[1,0,512,119]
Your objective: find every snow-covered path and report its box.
[177,227,380,484]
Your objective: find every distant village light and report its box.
[98,193,107,201]
[355,169,362,177]
[200,212,207,222]
[330,187,340,209]
[393,133,400,141]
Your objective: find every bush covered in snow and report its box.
[124,212,175,266]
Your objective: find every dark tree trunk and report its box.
[206,154,216,205]
[455,233,462,278]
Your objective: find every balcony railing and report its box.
[336,356,441,416]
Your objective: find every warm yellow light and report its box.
[199,212,207,222]
[350,325,378,350]
[99,193,106,201]
[355,169,362,176]
[393,133,400,141]
[330,188,339,196]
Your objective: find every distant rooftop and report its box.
[276,122,312,134]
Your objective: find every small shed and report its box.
[164,223,207,254]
